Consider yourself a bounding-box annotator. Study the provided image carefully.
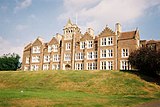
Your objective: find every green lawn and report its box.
[0,70,160,107]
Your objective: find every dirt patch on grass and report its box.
[134,100,160,107]
[0,83,8,89]
[11,99,56,107]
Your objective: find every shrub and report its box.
[128,47,160,77]
[0,53,20,71]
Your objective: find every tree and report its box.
[128,47,160,77]
[0,53,21,71]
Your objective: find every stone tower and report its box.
[63,19,80,40]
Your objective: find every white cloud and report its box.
[15,24,28,31]
[0,36,23,60]
[59,0,160,34]
[14,0,32,13]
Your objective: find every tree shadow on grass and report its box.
[120,70,160,85]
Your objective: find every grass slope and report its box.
[0,70,160,107]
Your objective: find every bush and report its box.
[0,53,20,71]
[128,47,160,77]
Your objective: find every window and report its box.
[108,49,113,58]
[48,45,58,52]
[87,62,97,70]
[31,65,39,71]
[80,41,85,49]
[32,56,40,63]
[43,64,49,70]
[122,49,129,57]
[120,60,130,70]
[101,49,113,58]
[100,61,113,70]
[75,63,84,70]
[48,45,52,52]
[101,38,107,46]
[87,40,93,48]
[101,37,113,46]
[26,57,30,64]
[108,61,113,70]
[52,64,60,70]
[53,45,58,52]
[94,51,97,59]
[87,52,92,59]
[64,54,71,61]
[75,52,84,60]
[44,55,50,62]
[32,46,40,53]
[100,61,107,70]
[108,37,113,45]
[87,51,97,59]
[101,50,107,58]
[66,43,71,50]
[53,54,59,62]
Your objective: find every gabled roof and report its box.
[32,37,44,45]
[48,37,59,45]
[99,26,115,37]
[80,32,93,41]
[119,30,137,40]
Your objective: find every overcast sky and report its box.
[0,0,160,58]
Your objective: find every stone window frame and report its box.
[66,43,71,50]
[32,46,41,53]
[43,55,50,63]
[120,60,130,70]
[75,63,84,70]
[80,41,85,49]
[121,48,129,58]
[43,64,49,70]
[87,62,97,70]
[32,56,40,63]
[64,53,71,61]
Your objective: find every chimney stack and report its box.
[115,23,121,35]
[87,28,95,38]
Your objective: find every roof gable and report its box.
[48,37,59,45]
[80,32,93,41]
[32,37,43,46]
[99,26,115,37]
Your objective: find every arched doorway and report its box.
[65,64,71,70]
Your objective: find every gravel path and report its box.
[134,100,160,107]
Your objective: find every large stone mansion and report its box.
[22,19,160,71]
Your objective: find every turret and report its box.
[63,19,80,40]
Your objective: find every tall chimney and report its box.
[87,28,95,38]
[115,23,121,35]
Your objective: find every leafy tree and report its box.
[128,47,160,77]
[0,53,20,71]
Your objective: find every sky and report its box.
[0,0,160,59]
